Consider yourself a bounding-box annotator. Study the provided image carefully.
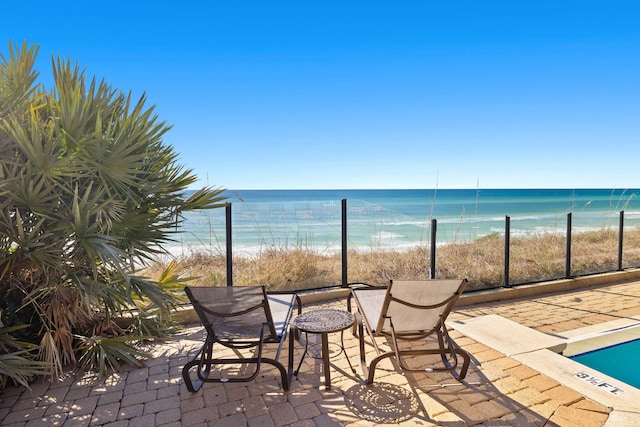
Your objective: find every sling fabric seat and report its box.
[182,285,300,392]
[348,279,470,384]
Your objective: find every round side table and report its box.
[292,308,354,389]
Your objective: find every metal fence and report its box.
[208,199,640,292]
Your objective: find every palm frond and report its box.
[0,349,50,389]
[76,335,151,376]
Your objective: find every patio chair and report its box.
[182,285,301,392]
[348,279,470,384]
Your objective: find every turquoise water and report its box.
[570,339,640,389]
[175,188,640,256]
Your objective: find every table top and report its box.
[292,308,355,333]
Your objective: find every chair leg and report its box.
[438,328,470,380]
[347,294,359,337]
[182,358,202,392]
[261,358,290,391]
[191,356,291,391]
[452,348,470,380]
[355,313,369,380]
[367,352,395,384]
[380,327,470,382]
[287,324,295,388]
[182,329,294,392]
[182,343,208,392]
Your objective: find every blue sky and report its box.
[3,1,640,190]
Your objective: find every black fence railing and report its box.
[217,199,639,291]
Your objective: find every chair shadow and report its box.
[343,338,560,426]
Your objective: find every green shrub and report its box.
[0,41,226,387]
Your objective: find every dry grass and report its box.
[147,227,640,292]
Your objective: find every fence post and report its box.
[430,219,437,279]
[342,199,348,287]
[618,210,624,271]
[566,213,572,278]
[226,203,233,286]
[504,216,510,287]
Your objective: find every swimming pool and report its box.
[569,338,640,389]
[562,323,640,391]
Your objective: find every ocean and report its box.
[174,189,640,257]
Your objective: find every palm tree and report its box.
[0,41,227,386]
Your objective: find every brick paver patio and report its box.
[1,277,640,426]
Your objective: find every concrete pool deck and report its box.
[452,314,640,418]
[2,272,640,426]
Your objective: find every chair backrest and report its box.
[185,285,277,342]
[376,279,467,334]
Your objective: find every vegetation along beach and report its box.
[152,188,640,291]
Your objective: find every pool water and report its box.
[570,338,640,389]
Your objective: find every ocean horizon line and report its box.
[173,188,640,256]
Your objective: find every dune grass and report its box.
[146,227,640,292]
